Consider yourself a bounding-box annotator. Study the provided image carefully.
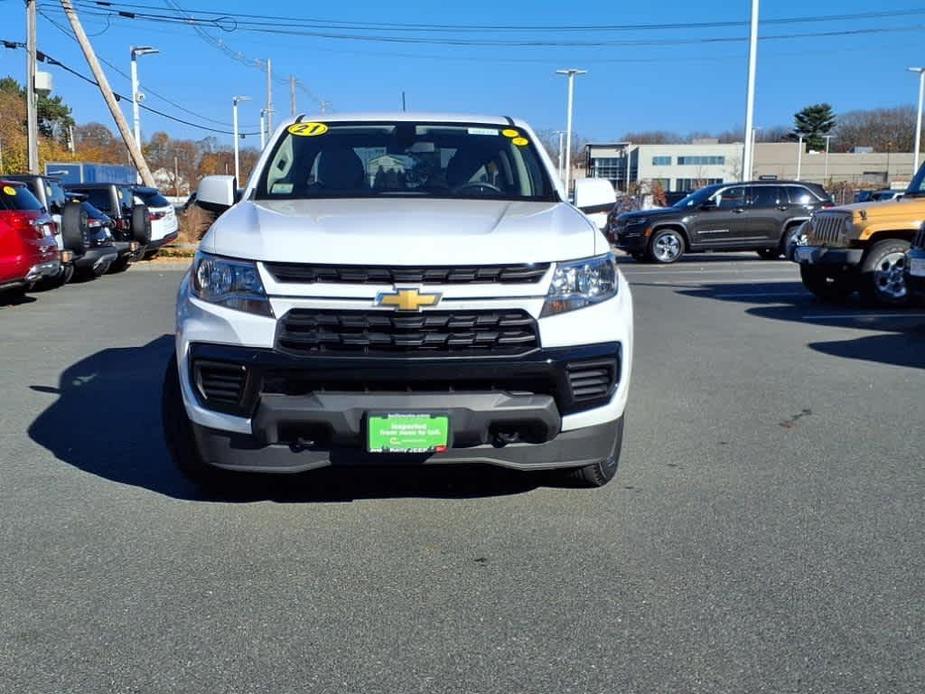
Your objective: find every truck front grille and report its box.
[276,309,539,356]
[263,262,550,285]
[809,213,850,246]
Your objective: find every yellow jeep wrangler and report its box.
[793,169,925,305]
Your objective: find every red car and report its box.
[0,180,61,300]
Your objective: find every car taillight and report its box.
[88,219,102,228]
[149,210,166,221]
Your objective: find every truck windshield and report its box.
[256,121,558,202]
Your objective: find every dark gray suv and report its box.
[610,181,832,263]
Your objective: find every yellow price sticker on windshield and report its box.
[512,137,529,146]
[501,128,519,138]
[2,186,16,195]
[288,122,329,137]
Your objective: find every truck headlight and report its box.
[541,253,619,317]
[191,251,273,317]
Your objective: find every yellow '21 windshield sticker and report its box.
[501,128,519,138]
[512,137,529,146]
[288,122,329,137]
[2,186,16,195]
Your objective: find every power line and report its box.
[61,0,925,35]
[35,3,925,49]
[39,9,256,128]
[2,38,261,136]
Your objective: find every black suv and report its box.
[64,183,151,273]
[609,181,832,263]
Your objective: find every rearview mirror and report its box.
[197,176,238,215]
[573,177,617,212]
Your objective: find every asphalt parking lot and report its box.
[1,255,922,693]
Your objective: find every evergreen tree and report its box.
[792,103,836,151]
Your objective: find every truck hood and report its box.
[617,207,680,223]
[204,198,602,265]
[831,196,925,218]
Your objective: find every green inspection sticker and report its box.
[367,414,450,453]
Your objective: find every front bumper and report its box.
[905,248,925,297]
[613,229,649,253]
[192,417,621,473]
[793,245,865,267]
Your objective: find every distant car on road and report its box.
[610,181,832,263]
[64,183,150,273]
[0,180,60,300]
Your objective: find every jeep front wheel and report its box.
[859,239,911,306]
[800,265,856,303]
[648,228,685,264]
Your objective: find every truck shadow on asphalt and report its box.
[27,335,547,502]
[672,280,925,370]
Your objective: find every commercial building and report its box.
[585,141,918,193]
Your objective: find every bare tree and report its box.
[833,106,916,152]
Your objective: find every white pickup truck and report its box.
[163,113,633,488]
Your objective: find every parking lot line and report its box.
[711,291,809,298]
[809,312,925,320]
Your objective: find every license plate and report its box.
[367,413,449,453]
[910,257,925,277]
[795,246,817,263]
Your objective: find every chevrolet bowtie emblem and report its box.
[375,287,442,312]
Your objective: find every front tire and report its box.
[859,239,911,306]
[800,265,856,303]
[162,357,235,491]
[556,417,624,488]
[647,228,685,264]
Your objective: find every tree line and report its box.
[0,76,261,190]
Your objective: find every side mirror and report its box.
[197,176,239,215]
[573,177,617,212]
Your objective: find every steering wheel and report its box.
[453,181,503,195]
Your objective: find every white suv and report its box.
[163,113,633,488]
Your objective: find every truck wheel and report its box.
[800,265,856,303]
[647,228,685,264]
[780,223,806,260]
[756,248,780,260]
[556,417,624,488]
[859,239,911,306]
[162,357,234,492]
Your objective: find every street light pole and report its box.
[556,68,587,197]
[909,67,925,174]
[259,109,266,150]
[232,95,250,183]
[823,135,833,183]
[796,134,804,180]
[130,46,159,150]
[742,0,760,183]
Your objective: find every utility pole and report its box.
[26,0,39,173]
[556,68,587,197]
[289,75,296,117]
[174,155,179,197]
[402,91,407,112]
[60,0,155,186]
[796,134,803,181]
[824,134,833,183]
[742,0,760,183]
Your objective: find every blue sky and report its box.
[2,0,925,146]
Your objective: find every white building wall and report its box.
[634,143,744,191]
